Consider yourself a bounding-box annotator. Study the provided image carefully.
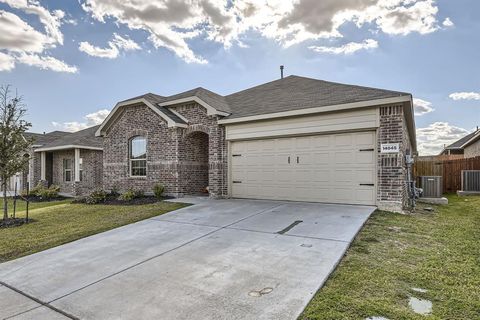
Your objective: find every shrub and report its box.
[37,185,60,200]
[134,189,144,198]
[153,183,165,199]
[29,182,45,197]
[110,185,120,197]
[85,189,107,204]
[118,189,136,202]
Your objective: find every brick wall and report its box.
[377,104,412,213]
[74,149,103,196]
[51,149,75,194]
[102,102,228,197]
[171,103,228,197]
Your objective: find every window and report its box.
[79,158,83,181]
[64,159,73,182]
[130,136,147,176]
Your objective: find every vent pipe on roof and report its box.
[280,65,284,79]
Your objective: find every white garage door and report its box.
[230,131,376,205]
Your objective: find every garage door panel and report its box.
[335,151,354,164]
[356,132,375,145]
[356,169,375,183]
[334,134,353,146]
[231,131,376,205]
[356,151,375,164]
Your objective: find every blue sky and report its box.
[0,0,479,155]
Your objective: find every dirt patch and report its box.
[0,218,35,228]
[23,196,68,203]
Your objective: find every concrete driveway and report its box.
[0,198,374,320]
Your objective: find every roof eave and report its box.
[34,145,103,152]
[460,131,480,148]
[218,95,411,124]
[159,96,230,117]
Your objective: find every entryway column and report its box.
[74,148,81,182]
[40,151,46,181]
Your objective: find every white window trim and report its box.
[129,136,147,178]
[64,159,73,182]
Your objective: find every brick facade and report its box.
[24,101,412,211]
[28,148,103,196]
[102,102,228,197]
[377,104,413,213]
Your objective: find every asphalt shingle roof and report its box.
[445,130,480,149]
[24,131,70,146]
[38,125,103,150]
[224,75,410,119]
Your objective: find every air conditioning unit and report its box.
[419,176,442,198]
[461,170,480,192]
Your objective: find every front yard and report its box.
[0,199,187,262]
[301,194,480,320]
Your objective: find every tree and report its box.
[0,85,32,221]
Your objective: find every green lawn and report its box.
[300,195,480,320]
[0,199,188,263]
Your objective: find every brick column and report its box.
[208,122,227,198]
[377,105,407,213]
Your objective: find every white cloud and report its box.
[52,109,110,132]
[442,17,454,27]
[413,98,434,116]
[0,0,77,72]
[449,92,480,101]
[309,39,378,55]
[416,122,470,155]
[0,51,15,71]
[79,33,140,59]
[16,53,77,73]
[81,0,445,63]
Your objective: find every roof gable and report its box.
[96,94,188,136]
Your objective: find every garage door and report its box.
[230,131,376,205]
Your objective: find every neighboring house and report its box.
[32,126,104,195]
[96,75,416,212]
[24,126,103,195]
[440,127,480,158]
[3,131,68,192]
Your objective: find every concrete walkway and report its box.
[0,198,375,320]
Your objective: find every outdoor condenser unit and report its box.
[420,176,442,198]
[461,170,480,192]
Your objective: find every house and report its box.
[440,127,480,158]
[4,131,67,192]
[24,126,103,195]
[92,75,416,213]
[20,75,416,212]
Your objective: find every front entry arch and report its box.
[180,131,209,195]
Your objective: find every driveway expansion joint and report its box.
[0,281,78,320]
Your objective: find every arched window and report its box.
[130,136,147,177]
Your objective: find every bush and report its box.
[28,183,60,200]
[29,182,45,197]
[110,185,120,197]
[118,189,136,202]
[85,189,107,204]
[153,183,165,199]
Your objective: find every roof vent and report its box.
[280,65,284,79]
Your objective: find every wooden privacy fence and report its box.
[414,156,480,193]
